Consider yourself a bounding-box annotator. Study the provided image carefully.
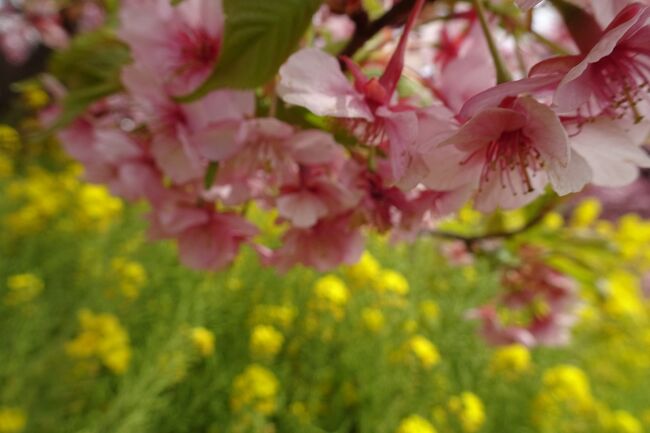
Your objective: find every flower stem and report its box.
[471,0,512,84]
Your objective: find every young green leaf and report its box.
[181,0,323,101]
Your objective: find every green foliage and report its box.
[47,30,130,130]
[1,156,650,433]
[182,0,323,100]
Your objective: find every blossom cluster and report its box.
[37,0,650,272]
[0,0,104,65]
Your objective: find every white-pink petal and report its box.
[277,48,373,121]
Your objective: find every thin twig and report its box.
[430,201,557,248]
[339,0,437,61]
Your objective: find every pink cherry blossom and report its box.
[469,247,580,347]
[146,189,257,271]
[278,0,427,182]
[567,116,650,187]
[531,3,650,121]
[119,0,224,95]
[121,63,254,184]
[261,213,364,272]
[422,83,588,211]
[0,0,69,64]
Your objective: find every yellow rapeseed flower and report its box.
[250,305,297,330]
[374,269,409,296]
[230,364,280,416]
[606,411,643,433]
[74,185,123,231]
[448,392,486,433]
[0,154,13,179]
[4,273,44,306]
[542,212,564,230]
[362,307,385,333]
[571,198,602,228]
[191,327,216,357]
[407,335,441,369]
[312,275,350,319]
[419,300,440,321]
[538,365,594,412]
[65,309,132,375]
[0,407,26,433]
[111,258,147,300]
[20,83,49,109]
[603,271,645,319]
[489,344,532,379]
[396,415,437,433]
[250,325,284,359]
[0,125,20,153]
[344,251,381,287]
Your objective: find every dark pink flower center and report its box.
[588,38,650,122]
[464,129,544,195]
[176,28,220,76]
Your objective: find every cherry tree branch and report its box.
[339,0,437,60]
[430,200,558,248]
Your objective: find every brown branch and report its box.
[430,200,558,248]
[339,0,436,60]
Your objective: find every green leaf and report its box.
[181,0,323,101]
[47,29,130,130]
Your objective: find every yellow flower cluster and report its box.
[362,307,385,333]
[571,198,602,228]
[111,258,148,300]
[250,325,284,359]
[73,184,123,232]
[447,392,486,433]
[375,269,410,296]
[344,251,381,286]
[345,251,410,296]
[602,270,646,320]
[3,166,122,235]
[250,304,297,330]
[406,335,441,369]
[396,415,438,433]
[489,344,532,379]
[312,275,350,319]
[532,365,602,432]
[19,83,50,109]
[65,309,132,375]
[191,327,215,357]
[0,125,20,155]
[4,273,43,306]
[0,407,26,433]
[230,364,280,416]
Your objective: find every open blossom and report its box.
[527,3,650,189]
[276,131,360,228]
[469,248,580,347]
[261,213,364,272]
[0,0,69,64]
[148,191,257,271]
[531,3,650,121]
[421,78,590,212]
[278,0,426,182]
[567,116,650,188]
[119,0,224,95]
[121,63,255,184]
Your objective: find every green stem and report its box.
[471,0,512,84]
[204,162,219,190]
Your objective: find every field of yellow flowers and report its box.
[1,124,650,433]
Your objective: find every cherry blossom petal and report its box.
[277,48,373,121]
[277,191,329,228]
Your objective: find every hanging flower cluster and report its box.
[27,0,650,272]
[0,0,104,64]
